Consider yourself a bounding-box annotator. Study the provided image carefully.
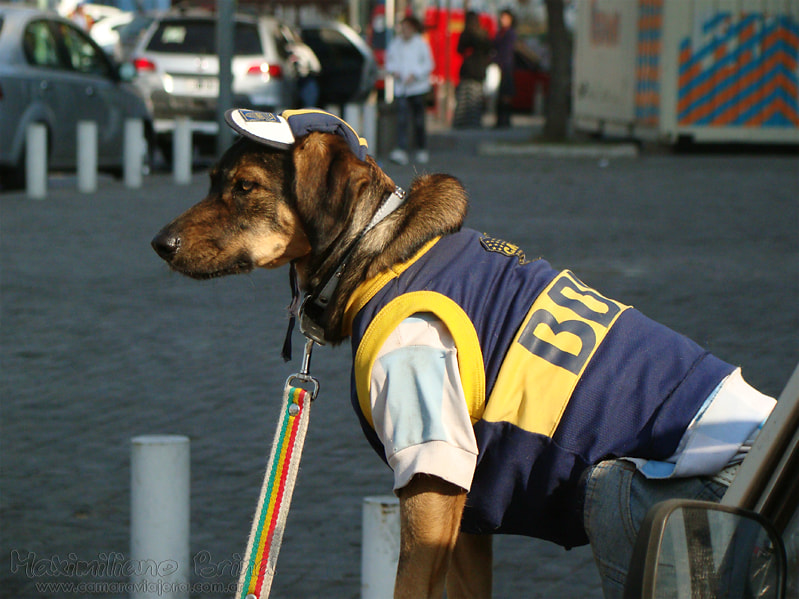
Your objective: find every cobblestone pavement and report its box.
[2,121,797,598]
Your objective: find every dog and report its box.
[152,110,775,599]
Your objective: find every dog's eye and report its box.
[236,180,257,193]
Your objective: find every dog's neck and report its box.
[293,186,406,346]
[297,173,468,345]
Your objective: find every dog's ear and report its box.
[291,132,376,251]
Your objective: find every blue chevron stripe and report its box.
[702,11,731,35]
[679,63,797,123]
[677,13,797,78]
[733,87,798,125]
[678,26,798,105]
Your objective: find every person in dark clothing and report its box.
[493,9,517,128]
[454,11,492,129]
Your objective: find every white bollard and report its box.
[173,117,192,185]
[362,101,378,156]
[124,119,144,189]
[344,103,362,133]
[131,435,190,599]
[26,123,47,199]
[361,496,400,599]
[77,121,97,193]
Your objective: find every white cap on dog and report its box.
[225,108,368,161]
[225,109,295,149]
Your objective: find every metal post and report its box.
[362,98,378,155]
[361,496,400,599]
[385,0,396,104]
[131,435,190,599]
[173,117,192,185]
[216,0,236,157]
[124,119,144,189]
[344,103,361,133]
[77,121,97,193]
[26,123,47,200]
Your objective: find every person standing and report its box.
[386,15,434,165]
[493,9,517,128]
[288,39,322,108]
[70,2,93,31]
[453,11,492,129]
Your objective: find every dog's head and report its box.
[151,113,396,283]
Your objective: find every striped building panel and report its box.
[636,0,664,125]
[678,11,799,127]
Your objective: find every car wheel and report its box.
[157,134,173,168]
[0,152,26,191]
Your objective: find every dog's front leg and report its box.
[395,474,466,599]
[446,532,493,598]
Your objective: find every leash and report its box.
[236,183,407,599]
[236,339,319,599]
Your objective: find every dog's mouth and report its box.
[169,258,255,280]
[152,229,256,280]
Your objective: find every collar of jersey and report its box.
[341,235,442,337]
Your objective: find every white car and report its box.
[89,11,134,61]
[130,9,314,156]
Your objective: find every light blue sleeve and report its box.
[379,345,450,454]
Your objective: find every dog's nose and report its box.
[151,230,181,261]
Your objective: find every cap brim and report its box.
[224,109,295,150]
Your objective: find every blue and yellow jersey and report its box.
[344,228,734,547]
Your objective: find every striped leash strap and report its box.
[236,340,319,599]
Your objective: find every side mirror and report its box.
[118,62,137,82]
[624,499,786,599]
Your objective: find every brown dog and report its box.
[153,112,774,599]
[152,128,487,598]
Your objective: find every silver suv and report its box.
[131,10,314,148]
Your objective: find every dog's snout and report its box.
[151,230,181,261]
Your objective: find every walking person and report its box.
[386,15,434,165]
[493,9,517,128]
[453,11,492,129]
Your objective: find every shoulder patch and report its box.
[480,234,528,264]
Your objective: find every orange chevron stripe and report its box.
[746,96,799,126]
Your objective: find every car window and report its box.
[146,19,262,56]
[23,20,63,68]
[304,28,361,64]
[57,22,113,77]
[234,23,262,55]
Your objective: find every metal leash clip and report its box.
[285,337,320,401]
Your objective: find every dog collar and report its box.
[282,186,406,359]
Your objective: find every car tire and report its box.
[0,166,25,191]
[0,151,26,191]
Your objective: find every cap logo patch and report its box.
[239,110,280,123]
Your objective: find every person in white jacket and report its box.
[385,15,434,165]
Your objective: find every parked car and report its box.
[625,363,799,598]
[131,9,314,154]
[299,21,377,106]
[111,13,156,62]
[0,4,153,190]
[89,10,134,61]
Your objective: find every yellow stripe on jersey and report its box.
[342,236,442,337]
[483,271,630,437]
[354,291,486,429]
